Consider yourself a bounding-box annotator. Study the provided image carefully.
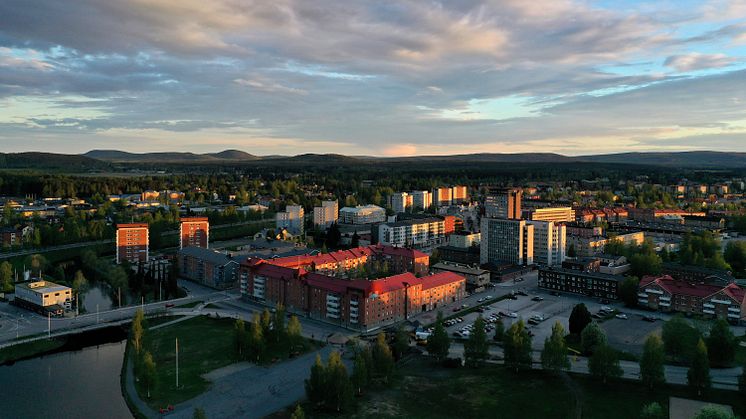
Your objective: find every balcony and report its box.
[703,303,715,309]
[327,302,340,309]
[710,299,732,305]
[350,300,359,307]
[702,309,715,315]
[327,312,340,319]
[659,296,671,302]
[728,313,741,319]
[638,297,648,305]
[728,307,741,313]
[637,293,648,298]
[659,302,671,307]
[327,306,340,314]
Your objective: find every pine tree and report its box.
[464,316,489,367]
[640,334,665,390]
[493,317,505,342]
[305,354,326,407]
[273,304,287,345]
[706,319,736,367]
[325,351,353,412]
[427,311,450,361]
[569,303,592,335]
[541,321,570,373]
[392,327,410,361]
[372,333,394,381]
[688,338,711,396]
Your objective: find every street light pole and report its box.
[96,304,99,324]
[175,337,179,389]
[47,312,51,338]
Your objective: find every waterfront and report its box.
[0,340,131,419]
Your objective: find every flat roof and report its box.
[16,280,71,294]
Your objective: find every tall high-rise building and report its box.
[276,205,304,235]
[180,217,209,249]
[452,186,468,204]
[116,223,149,264]
[390,192,412,214]
[485,187,522,219]
[411,190,432,210]
[433,187,453,207]
[527,221,566,266]
[313,200,338,229]
[480,218,533,266]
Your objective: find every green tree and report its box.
[493,317,505,342]
[427,311,450,361]
[234,318,247,359]
[131,309,145,354]
[724,241,746,276]
[142,351,157,398]
[693,405,736,419]
[0,261,13,292]
[640,402,666,419]
[372,332,394,381]
[580,322,607,355]
[569,303,592,335]
[706,319,736,367]
[640,334,665,390]
[464,316,489,367]
[272,304,287,345]
[588,344,623,384]
[392,326,410,361]
[248,313,265,362]
[325,351,353,412]
[192,408,207,419]
[260,309,272,336]
[618,276,640,307]
[352,349,370,395]
[290,404,305,419]
[504,320,532,372]
[662,315,700,362]
[688,339,711,396]
[541,321,570,373]
[72,270,88,294]
[305,354,326,407]
[567,243,577,258]
[287,315,303,350]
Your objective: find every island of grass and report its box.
[132,311,316,410]
[0,338,66,364]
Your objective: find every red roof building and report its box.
[638,275,745,322]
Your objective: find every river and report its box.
[0,340,132,419]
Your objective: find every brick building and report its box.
[180,217,209,249]
[538,266,623,300]
[178,246,239,289]
[116,223,149,264]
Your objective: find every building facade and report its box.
[15,280,72,316]
[178,246,239,289]
[524,207,575,223]
[411,190,432,210]
[180,217,209,249]
[538,267,622,300]
[390,192,412,214]
[452,186,468,204]
[433,187,453,207]
[485,187,522,219]
[116,223,149,264]
[313,200,339,229]
[276,205,304,236]
[339,205,386,224]
[480,218,534,266]
[528,221,566,267]
[377,218,446,249]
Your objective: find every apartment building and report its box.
[178,246,239,289]
[276,205,304,235]
[180,217,209,249]
[524,207,575,223]
[566,231,644,258]
[411,190,432,210]
[480,218,534,266]
[484,187,522,219]
[377,217,446,249]
[116,223,149,264]
[239,260,466,331]
[538,267,622,300]
[449,231,481,248]
[339,205,386,224]
[638,275,745,323]
[452,186,468,204]
[14,280,72,316]
[390,192,413,213]
[313,200,339,229]
[528,220,566,266]
[432,187,453,207]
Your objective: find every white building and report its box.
[411,190,432,211]
[480,218,534,266]
[313,200,338,229]
[339,205,386,224]
[527,221,566,266]
[390,192,412,214]
[15,280,72,314]
[449,231,481,248]
[525,207,575,223]
[377,218,445,249]
[276,205,304,236]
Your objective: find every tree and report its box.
[427,311,450,362]
[325,351,353,412]
[569,303,592,335]
[248,313,265,362]
[580,322,607,355]
[693,406,736,419]
[618,276,640,307]
[131,309,145,354]
[588,344,622,384]
[305,354,326,407]
[234,318,247,359]
[724,241,746,276]
[142,351,157,398]
[272,304,287,345]
[371,332,394,381]
[567,243,577,258]
[503,320,532,372]
[541,321,570,373]
[738,360,746,397]
[640,334,665,390]
[72,270,88,294]
[351,349,370,395]
[464,316,489,367]
[688,339,711,396]
[192,408,207,419]
[706,319,736,367]
[493,317,505,342]
[290,404,305,419]
[640,402,666,419]
[0,261,13,292]
[392,327,410,361]
[662,315,700,362]
[287,315,303,350]
[260,309,272,335]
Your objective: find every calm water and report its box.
[82,284,115,313]
[0,341,131,419]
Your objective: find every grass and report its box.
[0,337,66,364]
[278,356,746,419]
[175,301,202,309]
[145,315,185,328]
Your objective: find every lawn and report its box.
[135,315,238,409]
[0,337,66,364]
[282,356,746,419]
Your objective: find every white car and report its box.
[508,312,518,318]
[615,313,628,320]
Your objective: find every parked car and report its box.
[615,313,628,320]
[507,312,518,318]
[549,291,560,296]
[643,315,658,322]
[532,296,544,301]
[516,290,529,296]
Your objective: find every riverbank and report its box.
[0,325,127,365]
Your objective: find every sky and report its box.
[1,0,746,157]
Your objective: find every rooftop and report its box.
[16,280,70,294]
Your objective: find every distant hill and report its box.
[0,152,109,170]
[578,151,746,168]
[84,149,257,162]
[376,153,578,164]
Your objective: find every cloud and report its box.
[234,77,309,95]
[664,53,737,72]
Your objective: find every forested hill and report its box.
[0,152,110,170]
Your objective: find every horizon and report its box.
[2,1,746,156]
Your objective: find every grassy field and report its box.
[135,316,237,409]
[275,356,746,419]
[0,338,66,364]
